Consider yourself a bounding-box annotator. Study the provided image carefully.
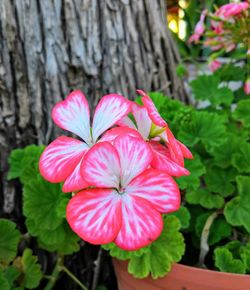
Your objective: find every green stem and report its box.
[198,212,218,268]
[61,265,89,290]
[44,255,64,290]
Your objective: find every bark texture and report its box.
[0,0,186,213]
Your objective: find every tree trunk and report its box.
[0,0,185,213]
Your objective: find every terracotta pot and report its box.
[113,259,250,290]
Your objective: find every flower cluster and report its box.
[39,90,192,250]
[189,1,250,94]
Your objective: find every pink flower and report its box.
[39,90,131,192]
[216,2,249,19]
[114,90,192,177]
[189,10,207,44]
[244,78,250,95]
[66,135,180,250]
[209,59,222,72]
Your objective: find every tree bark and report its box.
[0,0,186,213]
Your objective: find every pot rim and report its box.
[114,259,250,279]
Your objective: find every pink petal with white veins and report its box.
[177,140,193,159]
[100,127,142,144]
[137,90,167,127]
[52,91,92,146]
[62,157,89,193]
[166,127,184,166]
[126,168,180,213]
[114,135,153,187]
[39,136,89,183]
[92,94,131,142]
[150,141,190,177]
[66,189,122,245]
[115,195,163,250]
[132,103,152,140]
[81,142,120,188]
[117,116,137,130]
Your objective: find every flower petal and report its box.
[137,90,167,127]
[132,103,152,140]
[126,168,180,213]
[52,91,92,145]
[115,195,163,250]
[166,127,185,166]
[114,135,153,187]
[117,116,137,130]
[81,142,120,188]
[62,157,89,193]
[177,140,193,159]
[92,94,131,142]
[100,127,142,144]
[39,136,89,183]
[150,141,190,177]
[66,189,122,244]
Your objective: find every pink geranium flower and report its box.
[215,2,249,19]
[39,90,131,192]
[66,135,180,250]
[115,90,192,177]
[189,10,207,44]
[244,78,250,95]
[209,59,222,72]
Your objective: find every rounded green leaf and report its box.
[232,143,250,173]
[205,166,236,197]
[23,176,66,231]
[0,270,11,290]
[8,145,44,183]
[169,206,191,229]
[232,99,250,128]
[224,176,250,233]
[127,216,185,279]
[190,75,233,106]
[186,189,224,209]
[0,219,21,264]
[178,111,227,148]
[177,154,206,191]
[214,247,246,274]
[20,249,42,289]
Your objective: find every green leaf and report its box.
[169,206,191,229]
[195,214,232,245]
[4,266,20,287]
[214,247,246,274]
[8,145,44,183]
[20,249,42,289]
[177,154,206,191]
[23,175,67,231]
[239,244,250,273]
[176,64,187,78]
[178,111,226,148]
[128,216,185,279]
[186,189,224,209]
[224,176,250,233]
[206,134,243,168]
[102,243,149,261]
[204,166,236,197]
[215,63,245,82]
[232,99,250,128]
[190,75,234,106]
[232,142,250,173]
[0,269,10,290]
[37,223,80,255]
[0,219,21,264]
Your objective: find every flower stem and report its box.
[44,255,64,290]
[198,211,218,268]
[61,265,89,290]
